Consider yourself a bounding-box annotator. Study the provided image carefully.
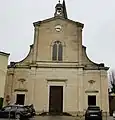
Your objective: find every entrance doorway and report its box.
[88,95,96,106]
[16,94,25,105]
[49,86,63,114]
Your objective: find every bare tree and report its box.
[108,69,115,93]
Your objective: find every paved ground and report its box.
[33,116,114,120]
[36,116,114,120]
[0,116,114,120]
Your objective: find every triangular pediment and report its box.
[33,17,84,28]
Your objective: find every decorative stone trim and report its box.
[88,80,95,84]
[8,65,30,69]
[85,90,99,93]
[14,88,28,92]
[46,79,67,82]
[84,67,109,70]
[18,79,26,82]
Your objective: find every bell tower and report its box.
[54,0,68,19]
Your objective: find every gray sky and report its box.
[0,0,115,69]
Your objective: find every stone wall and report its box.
[0,52,9,98]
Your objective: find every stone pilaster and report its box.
[77,27,83,65]
[78,68,84,116]
[100,70,109,115]
[32,25,39,63]
[29,67,37,105]
[4,68,14,105]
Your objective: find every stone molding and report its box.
[14,88,28,92]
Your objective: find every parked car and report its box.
[25,104,36,117]
[85,105,102,120]
[0,105,31,119]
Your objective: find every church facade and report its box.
[4,1,109,116]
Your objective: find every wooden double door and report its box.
[49,86,63,114]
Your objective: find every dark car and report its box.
[85,105,102,120]
[25,104,36,117]
[0,105,31,119]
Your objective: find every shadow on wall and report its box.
[0,97,3,109]
[109,95,115,116]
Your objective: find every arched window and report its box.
[52,41,63,61]
[52,43,57,60]
[58,43,63,61]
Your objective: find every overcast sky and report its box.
[0,0,115,70]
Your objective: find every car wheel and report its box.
[15,114,20,120]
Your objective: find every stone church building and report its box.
[5,0,109,116]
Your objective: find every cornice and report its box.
[14,88,28,92]
[0,51,10,56]
[84,66,109,70]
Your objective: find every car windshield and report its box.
[18,106,28,111]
